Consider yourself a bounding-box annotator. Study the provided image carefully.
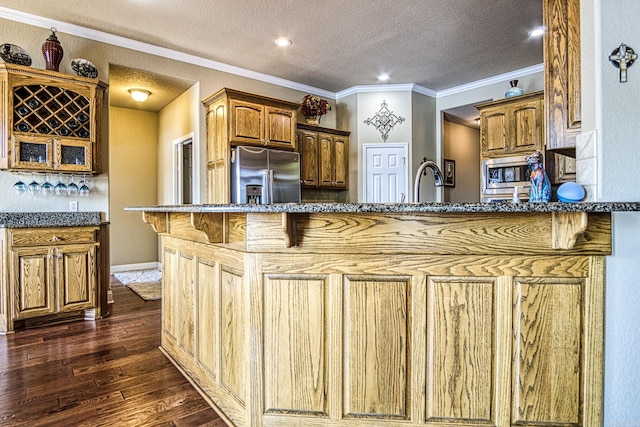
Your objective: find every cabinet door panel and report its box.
[207,101,227,163]
[343,276,409,420]
[318,135,334,187]
[264,276,327,415]
[512,278,583,424]
[58,244,96,311]
[511,100,543,154]
[178,253,196,356]
[12,135,54,171]
[333,136,348,188]
[265,107,296,150]
[544,0,581,152]
[481,110,508,157]
[11,248,55,318]
[427,277,496,422]
[56,139,93,172]
[163,247,179,340]
[196,260,218,376]
[230,100,263,146]
[299,131,319,187]
[220,266,245,405]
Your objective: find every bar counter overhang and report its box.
[128,202,640,427]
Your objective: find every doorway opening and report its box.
[174,133,194,204]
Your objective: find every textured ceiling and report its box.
[0,0,543,95]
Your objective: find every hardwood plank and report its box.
[0,277,227,426]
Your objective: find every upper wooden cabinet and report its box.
[544,0,581,156]
[0,63,107,174]
[297,123,349,189]
[476,91,544,159]
[203,88,300,203]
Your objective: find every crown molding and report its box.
[435,63,544,98]
[0,7,542,101]
[336,83,437,99]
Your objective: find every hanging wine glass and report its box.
[79,175,90,197]
[54,173,67,196]
[27,173,40,195]
[41,173,54,196]
[14,173,27,195]
[67,174,79,195]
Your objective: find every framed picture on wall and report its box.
[444,159,455,187]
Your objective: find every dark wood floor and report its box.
[0,277,228,427]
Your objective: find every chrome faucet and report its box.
[413,160,444,202]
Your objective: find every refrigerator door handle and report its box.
[262,170,269,204]
[268,169,274,204]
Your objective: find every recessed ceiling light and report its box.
[377,73,390,81]
[274,37,292,47]
[528,26,546,37]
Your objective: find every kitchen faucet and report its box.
[413,160,444,202]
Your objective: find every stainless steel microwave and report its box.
[481,155,532,198]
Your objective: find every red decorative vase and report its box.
[42,27,63,72]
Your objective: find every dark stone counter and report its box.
[125,202,640,214]
[0,212,103,228]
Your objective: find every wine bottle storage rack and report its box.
[13,85,91,139]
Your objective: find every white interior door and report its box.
[363,143,409,203]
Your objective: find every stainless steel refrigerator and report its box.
[230,145,301,204]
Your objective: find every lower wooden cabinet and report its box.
[1,226,100,333]
[297,123,349,189]
[149,211,606,427]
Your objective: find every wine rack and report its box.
[13,85,91,139]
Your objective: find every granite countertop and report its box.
[125,202,640,214]
[0,212,103,228]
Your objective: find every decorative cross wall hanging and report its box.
[609,43,637,82]
[364,100,405,142]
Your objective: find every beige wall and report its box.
[411,92,438,202]
[443,120,480,203]
[108,107,159,266]
[158,84,201,205]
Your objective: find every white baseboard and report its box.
[110,262,161,274]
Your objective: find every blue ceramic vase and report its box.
[505,80,524,98]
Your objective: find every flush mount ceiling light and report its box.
[528,26,546,37]
[274,37,292,47]
[377,73,390,82]
[128,88,151,102]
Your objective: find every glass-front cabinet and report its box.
[1,63,106,174]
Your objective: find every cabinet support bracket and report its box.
[552,212,588,249]
[190,213,223,243]
[142,212,168,234]
[282,213,297,248]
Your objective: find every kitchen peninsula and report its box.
[129,202,639,427]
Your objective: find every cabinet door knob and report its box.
[51,236,60,242]
[57,254,63,259]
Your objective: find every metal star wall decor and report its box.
[364,100,405,142]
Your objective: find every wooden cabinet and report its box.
[203,88,299,203]
[142,210,608,427]
[0,63,107,174]
[548,152,577,184]
[544,0,581,155]
[476,91,544,159]
[1,226,99,333]
[297,123,349,189]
